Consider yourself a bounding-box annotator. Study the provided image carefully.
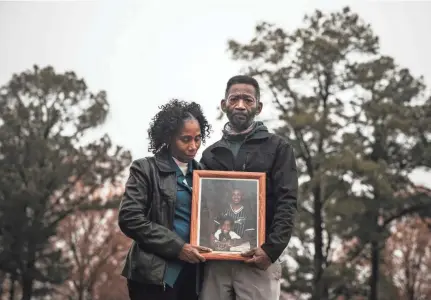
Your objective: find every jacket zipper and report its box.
[238,133,253,170]
[161,263,167,290]
[242,152,250,171]
[161,176,177,291]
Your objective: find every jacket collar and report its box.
[210,129,271,153]
[154,149,200,173]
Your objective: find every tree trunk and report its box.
[312,187,325,300]
[21,275,33,300]
[78,286,84,300]
[0,272,7,299]
[8,273,17,300]
[369,240,379,300]
[21,239,38,300]
[407,288,415,300]
[9,279,15,300]
[0,272,4,298]
[21,257,36,300]
[405,257,415,300]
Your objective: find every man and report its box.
[200,75,298,300]
[215,188,256,248]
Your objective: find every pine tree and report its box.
[337,52,431,300]
[0,65,132,300]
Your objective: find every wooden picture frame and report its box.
[190,170,266,261]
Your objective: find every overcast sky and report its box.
[1,0,431,186]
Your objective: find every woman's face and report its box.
[170,119,201,163]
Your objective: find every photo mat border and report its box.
[190,170,266,261]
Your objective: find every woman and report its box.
[118,99,212,300]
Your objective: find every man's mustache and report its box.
[232,112,248,117]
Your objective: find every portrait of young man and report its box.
[199,75,299,300]
[215,186,257,248]
[198,180,257,251]
[211,185,257,252]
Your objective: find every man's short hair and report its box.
[225,75,260,100]
[232,187,241,192]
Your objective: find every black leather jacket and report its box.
[118,150,201,285]
[201,125,298,263]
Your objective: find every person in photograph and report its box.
[211,215,241,251]
[214,215,241,242]
[118,99,212,300]
[215,187,256,247]
[200,75,299,300]
[212,214,253,252]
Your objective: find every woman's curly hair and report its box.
[147,99,212,154]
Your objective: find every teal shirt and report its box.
[163,158,193,288]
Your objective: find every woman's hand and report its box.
[178,243,212,263]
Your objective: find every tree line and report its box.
[0,5,430,300]
[226,6,431,300]
[0,65,132,299]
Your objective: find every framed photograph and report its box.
[190,170,266,261]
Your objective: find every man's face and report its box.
[221,83,262,131]
[231,189,242,205]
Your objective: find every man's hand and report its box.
[178,243,212,263]
[241,247,272,270]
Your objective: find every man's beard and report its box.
[229,112,254,132]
